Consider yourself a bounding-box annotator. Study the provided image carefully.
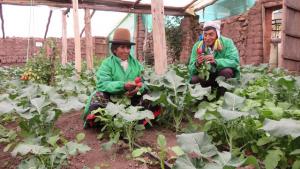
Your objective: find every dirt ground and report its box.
[57,111,177,169]
[0,111,177,169]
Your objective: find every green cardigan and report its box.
[82,54,144,122]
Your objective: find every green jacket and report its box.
[82,54,144,122]
[96,54,144,94]
[188,36,240,78]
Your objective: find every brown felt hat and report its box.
[109,28,135,45]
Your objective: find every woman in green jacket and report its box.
[188,20,240,97]
[82,28,147,128]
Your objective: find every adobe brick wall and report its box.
[0,36,108,66]
[222,0,282,65]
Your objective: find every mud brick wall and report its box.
[0,37,108,65]
[222,0,282,65]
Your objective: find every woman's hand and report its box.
[124,82,136,91]
[204,55,215,64]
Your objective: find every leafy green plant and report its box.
[92,102,154,151]
[143,69,212,132]
[157,134,168,169]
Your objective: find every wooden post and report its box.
[80,9,95,37]
[61,10,68,65]
[44,10,53,40]
[84,8,93,70]
[0,4,5,38]
[72,0,81,73]
[151,0,167,75]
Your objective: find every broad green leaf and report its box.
[65,141,91,155]
[132,147,151,158]
[157,134,167,149]
[290,149,300,155]
[118,106,154,122]
[17,157,44,169]
[176,132,218,158]
[105,102,125,116]
[0,99,15,115]
[76,133,85,143]
[264,149,283,169]
[216,76,235,90]
[55,97,85,113]
[292,160,300,169]
[211,151,246,168]
[257,136,275,146]
[171,146,185,156]
[30,97,50,114]
[17,84,39,99]
[217,108,249,121]
[223,92,245,110]
[261,118,300,138]
[173,155,197,169]
[47,135,59,147]
[143,91,161,102]
[45,111,57,123]
[101,140,114,151]
[189,85,211,100]
[163,70,185,92]
[276,76,295,90]
[243,156,260,169]
[11,143,51,156]
[194,109,207,120]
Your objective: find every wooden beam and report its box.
[194,0,217,12]
[44,10,53,40]
[84,8,93,70]
[151,0,167,75]
[0,4,5,38]
[183,0,198,10]
[80,9,95,37]
[132,0,142,9]
[61,10,67,65]
[0,0,185,16]
[72,0,81,73]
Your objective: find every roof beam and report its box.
[0,0,185,16]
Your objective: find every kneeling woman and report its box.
[82,28,153,128]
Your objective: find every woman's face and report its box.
[114,44,131,60]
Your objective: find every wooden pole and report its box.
[84,8,93,70]
[61,10,68,65]
[151,0,167,75]
[80,9,95,37]
[0,4,5,38]
[72,0,81,73]
[44,10,53,40]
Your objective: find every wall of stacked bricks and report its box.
[0,37,108,65]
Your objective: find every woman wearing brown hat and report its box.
[82,28,147,128]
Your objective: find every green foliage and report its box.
[92,102,154,151]
[157,134,168,169]
[165,16,183,61]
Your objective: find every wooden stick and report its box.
[80,9,95,37]
[72,0,82,73]
[84,8,93,70]
[44,10,53,40]
[61,10,67,65]
[0,4,5,38]
[151,0,167,75]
